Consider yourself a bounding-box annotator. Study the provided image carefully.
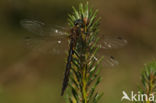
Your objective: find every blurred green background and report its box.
[0,0,156,103]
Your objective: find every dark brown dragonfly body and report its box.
[61,20,83,96]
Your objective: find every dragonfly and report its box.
[20,19,128,95]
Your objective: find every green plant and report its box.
[136,61,156,103]
[62,1,103,103]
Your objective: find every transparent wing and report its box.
[95,34,127,67]
[98,34,128,49]
[20,19,47,36]
[94,55,119,67]
[20,19,69,37]
[24,36,68,55]
[102,55,119,67]
[50,25,69,37]
[20,19,69,55]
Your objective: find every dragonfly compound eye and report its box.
[74,19,83,27]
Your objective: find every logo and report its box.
[121,91,155,102]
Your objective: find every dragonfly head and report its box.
[74,19,84,28]
[74,19,89,35]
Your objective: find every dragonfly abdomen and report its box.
[61,39,74,96]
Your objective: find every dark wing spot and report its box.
[110,56,115,60]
